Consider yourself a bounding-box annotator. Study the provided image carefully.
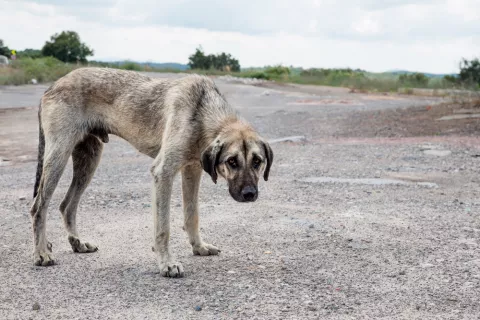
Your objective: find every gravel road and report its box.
[1,72,479,319]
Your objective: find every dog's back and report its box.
[42,68,159,109]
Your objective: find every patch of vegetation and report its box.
[118,61,144,71]
[398,73,429,88]
[233,65,478,93]
[0,57,76,85]
[17,49,42,59]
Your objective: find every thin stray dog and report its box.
[30,68,273,277]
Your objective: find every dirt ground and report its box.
[1,73,480,320]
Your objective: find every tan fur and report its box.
[29,67,273,277]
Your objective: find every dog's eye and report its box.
[252,158,261,169]
[227,158,237,168]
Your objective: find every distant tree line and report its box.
[1,33,479,89]
[188,46,240,72]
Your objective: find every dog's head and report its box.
[201,122,273,203]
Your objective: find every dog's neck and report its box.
[200,114,253,151]
[197,89,254,152]
[201,115,236,147]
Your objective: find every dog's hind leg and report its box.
[181,163,220,256]
[60,135,103,253]
[30,136,77,266]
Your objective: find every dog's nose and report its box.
[241,186,257,202]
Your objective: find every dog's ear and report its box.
[262,140,274,181]
[201,141,224,184]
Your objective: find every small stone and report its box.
[264,251,271,254]
[248,295,256,301]
[227,270,236,274]
[258,265,266,269]
[0,158,11,166]
[194,306,202,311]
[423,149,451,157]
[268,136,307,144]
[399,270,406,275]
[33,302,40,311]
[309,224,315,229]
[19,196,26,201]
[308,306,317,311]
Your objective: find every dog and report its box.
[30,67,273,277]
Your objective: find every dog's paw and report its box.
[193,242,221,256]
[68,236,98,253]
[34,251,55,266]
[158,260,184,278]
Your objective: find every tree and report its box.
[188,46,210,70]
[188,46,241,72]
[0,39,10,57]
[459,57,480,86]
[41,31,93,63]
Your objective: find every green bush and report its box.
[17,49,42,59]
[249,71,270,80]
[264,65,290,78]
[398,73,429,88]
[294,68,369,88]
[120,61,143,71]
[236,71,271,80]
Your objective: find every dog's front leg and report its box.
[182,163,220,256]
[151,155,184,278]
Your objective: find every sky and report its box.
[1,0,479,73]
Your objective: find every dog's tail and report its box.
[33,101,45,199]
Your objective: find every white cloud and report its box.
[0,0,479,73]
[352,15,381,36]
